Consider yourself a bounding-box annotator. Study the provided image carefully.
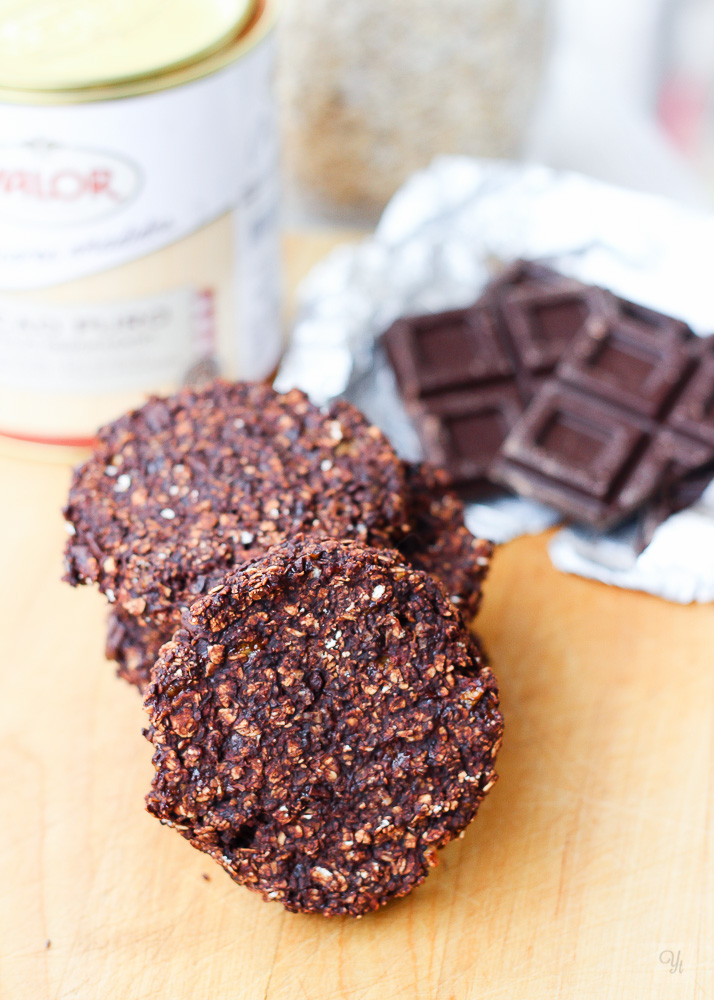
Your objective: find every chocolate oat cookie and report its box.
[64,380,408,628]
[144,536,502,917]
[105,462,494,691]
[399,463,493,623]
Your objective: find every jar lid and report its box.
[0,0,257,92]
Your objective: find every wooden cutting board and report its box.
[1,233,712,1000]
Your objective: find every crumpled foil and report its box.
[275,156,714,602]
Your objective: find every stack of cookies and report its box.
[63,380,503,917]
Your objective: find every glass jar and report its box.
[278,0,549,223]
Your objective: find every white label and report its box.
[0,287,214,392]
[0,34,277,290]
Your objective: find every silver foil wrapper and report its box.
[276,157,714,602]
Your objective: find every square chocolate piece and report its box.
[498,282,600,373]
[410,385,524,492]
[558,316,694,419]
[384,304,511,399]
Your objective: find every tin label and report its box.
[0,286,215,393]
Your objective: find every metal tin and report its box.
[0,0,281,459]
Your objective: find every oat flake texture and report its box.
[144,536,503,917]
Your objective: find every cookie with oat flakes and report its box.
[144,535,502,917]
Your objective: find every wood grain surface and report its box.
[1,233,712,1000]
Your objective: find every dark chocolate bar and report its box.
[383,261,687,495]
[493,315,714,530]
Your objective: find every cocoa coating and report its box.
[399,463,493,623]
[144,536,502,917]
[64,381,408,627]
